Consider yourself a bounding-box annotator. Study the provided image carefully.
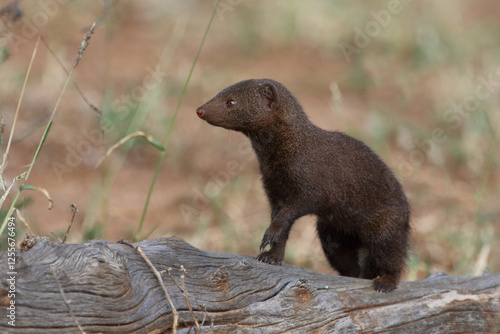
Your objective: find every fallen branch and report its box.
[0,237,499,333]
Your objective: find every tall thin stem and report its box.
[135,0,221,240]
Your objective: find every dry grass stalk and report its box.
[95,130,164,167]
[50,266,87,333]
[1,36,40,175]
[166,266,201,333]
[62,204,79,243]
[118,239,179,333]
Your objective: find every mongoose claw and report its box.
[373,275,398,292]
[259,239,271,252]
[256,251,282,265]
[260,228,282,251]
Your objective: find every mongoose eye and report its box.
[226,100,237,107]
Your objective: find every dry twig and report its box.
[62,204,79,243]
[117,239,178,333]
[50,266,86,333]
[166,266,201,333]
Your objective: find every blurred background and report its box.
[0,0,498,281]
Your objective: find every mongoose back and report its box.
[196,79,410,292]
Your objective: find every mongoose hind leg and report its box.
[317,218,362,278]
[360,253,401,292]
[360,224,409,292]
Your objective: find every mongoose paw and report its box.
[256,251,283,265]
[373,275,398,293]
[259,228,282,251]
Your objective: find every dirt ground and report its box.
[1,0,499,281]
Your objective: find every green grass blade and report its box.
[134,0,221,241]
[0,192,20,237]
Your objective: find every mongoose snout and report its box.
[196,108,205,118]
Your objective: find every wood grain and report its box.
[1,237,499,333]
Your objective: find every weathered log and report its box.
[0,236,499,333]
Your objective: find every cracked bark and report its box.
[0,237,499,333]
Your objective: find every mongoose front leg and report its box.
[256,209,296,265]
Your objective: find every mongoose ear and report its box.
[260,83,280,111]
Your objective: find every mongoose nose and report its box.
[196,108,205,118]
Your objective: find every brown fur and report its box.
[196,79,411,292]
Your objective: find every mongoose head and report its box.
[196,79,282,132]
